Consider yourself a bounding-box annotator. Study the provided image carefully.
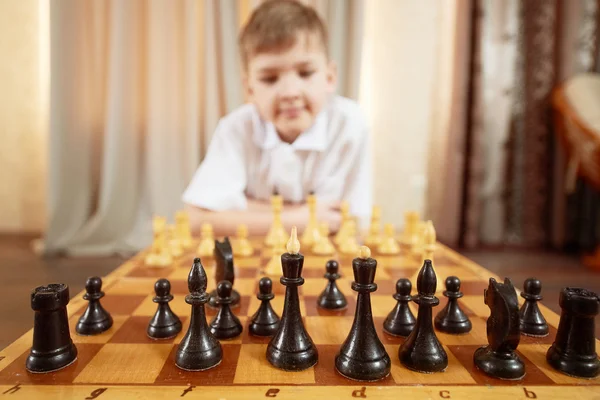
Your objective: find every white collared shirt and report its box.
[182,95,372,225]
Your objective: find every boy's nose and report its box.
[278,75,302,99]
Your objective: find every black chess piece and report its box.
[474,277,525,380]
[399,260,448,373]
[317,260,347,309]
[147,278,182,339]
[266,235,318,371]
[249,277,280,336]
[383,278,416,337]
[26,284,78,373]
[434,276,472,334]
[209,237,240,308]
[519,278,549,337]
[546,287,600,378]
[175,258,222,371]
[76,276,113,335]
[335,248,391,381]
[209,280,243,339]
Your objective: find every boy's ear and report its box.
[327,59,338,93]
[243,74,253,100]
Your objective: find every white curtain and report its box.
[43,0,363,256]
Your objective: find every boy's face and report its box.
[244,33,337,143]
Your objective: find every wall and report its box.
[0,0,48,232]
[359,0,441,227]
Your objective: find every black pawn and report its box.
[175,258,222,371]
[547,287,600,378]
[399,260,448,373]
[76,277,113,335]
[335,249,391,381]
[434,276,472,334]
[209,280,243,339]
[147,279,182,339]
[26,284,78,373]
[267,246,318,371]
[318,260,347,309]
[519,278,549,337]
[249,277,280,336]
[383,278,416,337]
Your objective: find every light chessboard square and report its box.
[304,316,354,344]
[233,344,315,384]
[74,343,172,384]
[69,314,128,344]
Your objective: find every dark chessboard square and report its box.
[375,280,397,296]
[373,317,406,345]
[447,345,554,385]
[313,345,396,386]
[0,344,103,385]
[303,295,356,317]
[109,316,186,344]
[168,279,189,295]
[455,281,489,296]
[236,267,259,278]
[74,294,147,316]
[155,344,241,385]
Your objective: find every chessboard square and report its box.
[105,277,158,295]
[460,296,492,318]
[127,266,175,278]
[132,294,189,317]
[385,344,476,384]
[304,255,332,269]
[0,344,103,385]
[233,344,315,384]
[155,344,240,385]
[304,316,354,344]
[74,343,172,384]
[434,316,487,345]
[70,314,128,344]
[370,295,396,317]
[74,294,148,317]
[247,295,306,318]
[236,256,261,268]
[303,278,328,296]
[518,344,600,385]
[230,278,256,296]
[377,255,418,269]
[109,315,185,344]
[432,266,480,282]
[167,266,191,281]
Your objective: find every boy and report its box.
[182,0,371,237]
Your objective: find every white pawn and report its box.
[313,222,335,256]
[301,193,321,248]
[339,220,359,256]
[168,225,184,258]
[364,205,382,248]
[145,216,173,267]
[175,210,193,249]
[264,232,286,276]
[234,224,254,257]
[378,223,400,255]
[197,223,215,257]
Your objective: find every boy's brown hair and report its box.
[238,0,329,69]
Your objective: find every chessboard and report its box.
[0,237,598,399]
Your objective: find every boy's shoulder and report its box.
[325,95,370,141]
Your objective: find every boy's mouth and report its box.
[279,107,303,119]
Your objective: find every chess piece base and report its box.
[175,345,222,371]
[210,322,243,340]
[335,352,391,382]
[383,321,414,337]
[147,320,182,340]
[76,316,113,336]
[520,321,549,337]
[26,343,78,373]
[434,317,472,335]
[474,346,525,380]
[266,343,318,371]
[317,296,347,310]
[249,321,279,337]
[546,344,600,378]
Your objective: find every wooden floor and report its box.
[1,234,599,349]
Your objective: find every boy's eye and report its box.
[299,70,315,78]
[260,76,278,84]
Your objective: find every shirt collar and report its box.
[252,106,328,152]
